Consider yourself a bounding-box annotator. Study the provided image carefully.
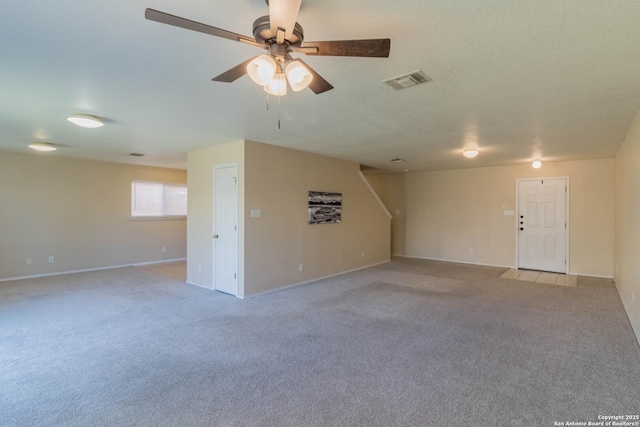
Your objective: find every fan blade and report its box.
[297,59,333,94]
[269,0,302,42]
[212,57,257,83]
[145,8,264,48]
[289,46,319,54]
[301,39,391,58]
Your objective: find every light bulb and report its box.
[284,60,313,92]
[247,54,276,86]
[264,73,287,96]
[532,160,542,169]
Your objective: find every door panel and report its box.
[518,178,567,273]
[213,164,238,296]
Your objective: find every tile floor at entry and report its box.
[499,268,578,287]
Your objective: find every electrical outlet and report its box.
[198,264,202,272]
[616,265,619,273]
[632,292,635,303]
[162,247,166,253]
[469,248,474,254]
[361,251,365,258]
[48,256,54,263]
[299,264,303,272]
[26,258,32,265]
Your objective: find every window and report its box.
[131,181,187,218]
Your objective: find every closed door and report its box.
[517,178,567,273]
[213,164,238,296]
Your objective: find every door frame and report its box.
[213,162,239,296]
[515,176,570,274]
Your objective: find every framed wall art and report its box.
[308,191,342,224]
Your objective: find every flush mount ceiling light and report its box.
[28,143,57,152]
[532,160,542,169]
[463,148,479,158]
[67,114,104,128]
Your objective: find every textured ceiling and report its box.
[2,0,640,172]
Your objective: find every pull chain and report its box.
[264,90,282,130]
[277,94,281,130]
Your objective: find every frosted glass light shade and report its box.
[29,143,57,151]
[264,73,287,96]
[463,148,478,158]
[247,54,277,86]
[284,60,313,91]
[67,114,103,128]
[532,160,542,169]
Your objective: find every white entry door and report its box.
[213,164,238,296]
[517,178,567,273]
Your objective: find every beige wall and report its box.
[0,151,187,280]
[614,111,640,342]
[186,140,391,297]
[243,140,391,295]
[186,140,245,294]
[368,158,614,277]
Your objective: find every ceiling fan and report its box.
[145,0,390,95]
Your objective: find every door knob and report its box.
[213,234,219,239]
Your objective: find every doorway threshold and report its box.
[500,268,577,287]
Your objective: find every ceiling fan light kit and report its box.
[145,0,390,96]
[248,54,313,94]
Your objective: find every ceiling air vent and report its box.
[382,70,432,90]
[129,153,144,157]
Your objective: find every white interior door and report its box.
[213,164,238,296]
[517,178,567,273]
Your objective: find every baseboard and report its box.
[186,280,212,291]
[569,272,614,279]
[132,258,186,267]
[0,258,187,283]
[246,259,391,298]
[186,280,246,300]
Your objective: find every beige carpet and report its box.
[1,258,639,426]
[136,260,186,282]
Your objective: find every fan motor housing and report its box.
[253,15,304,46]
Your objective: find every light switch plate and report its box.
[504,210,514,216]
[251,209,261,218]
